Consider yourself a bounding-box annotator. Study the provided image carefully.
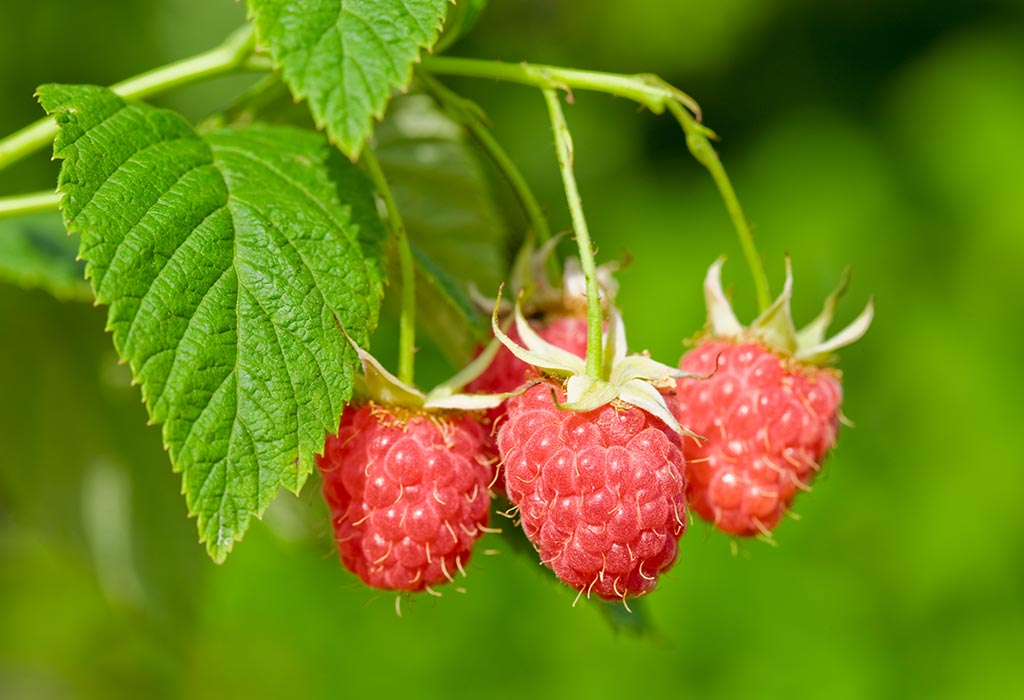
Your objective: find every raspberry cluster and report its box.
[317,258,868,604]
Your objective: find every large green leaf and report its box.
[39,84,385,562]
[248,0,449,158]
[0,212,90,301]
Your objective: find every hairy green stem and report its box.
[0,190,59,218]
[423,56,700,116]
[543,88,603,380]
[361,147,417,386]
[668,101,771,311]
[0,24,257,172]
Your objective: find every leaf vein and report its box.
[150,264,234,415]
[120,201,228,355]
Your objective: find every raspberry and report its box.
[673,258,872,538]
[676,341,842,536]
[467,314,588,492]
[497,381,687,600]
[317,404,492,591]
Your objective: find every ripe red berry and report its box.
[317,404,493,591]
[673,258,872,538]
[467,314,588,491]
[676,341,842,537]
[497,381,687,601]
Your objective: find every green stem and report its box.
[0,24,258,172]
[667,101,771,312]
[423,56,700,116]
[361,147,416,386]
[0,190,60,218]
[543,88,603,380]
[423,55,772,311]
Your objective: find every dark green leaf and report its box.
[376,93,508,361]
[248,0,449,158]
[39,84,385,562]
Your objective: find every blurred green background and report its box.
[2,1,1023,698]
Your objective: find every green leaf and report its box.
[38,84,385,562]
[0,212,91,301]
[376,93,508,361]
[248,0,449,158]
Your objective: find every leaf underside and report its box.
[248,0,450,158]
[39,84,385,562]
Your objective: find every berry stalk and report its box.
[666,100,771,312]
[361,147,417,386]
[543,88,603,380]
[421,56,772,313]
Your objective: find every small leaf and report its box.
[248,0,449,158]
[39,84,385,562]
[0,212,90,301]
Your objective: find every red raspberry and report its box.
[497,381,687,601]
[467,314,588,491]
[317,404,492,591]
[676,341,842,537]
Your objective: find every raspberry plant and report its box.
[0,0,870,604]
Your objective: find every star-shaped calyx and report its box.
[490,293,705,436]
[345,333,514,412]
[702,257,874,364]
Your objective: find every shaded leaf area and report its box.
[376,93,508,363]
[39,84,385,561]
[0,212,90,301]
[248,0,448,157]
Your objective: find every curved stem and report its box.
[667,101,771,312]
[423,56,700,117]
[361,147,416,386]
[423,55,771,312]
[543,88,603,380]
[0,24,258,172]
[0,191,59,218]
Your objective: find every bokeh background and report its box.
[2,1,1023,698]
